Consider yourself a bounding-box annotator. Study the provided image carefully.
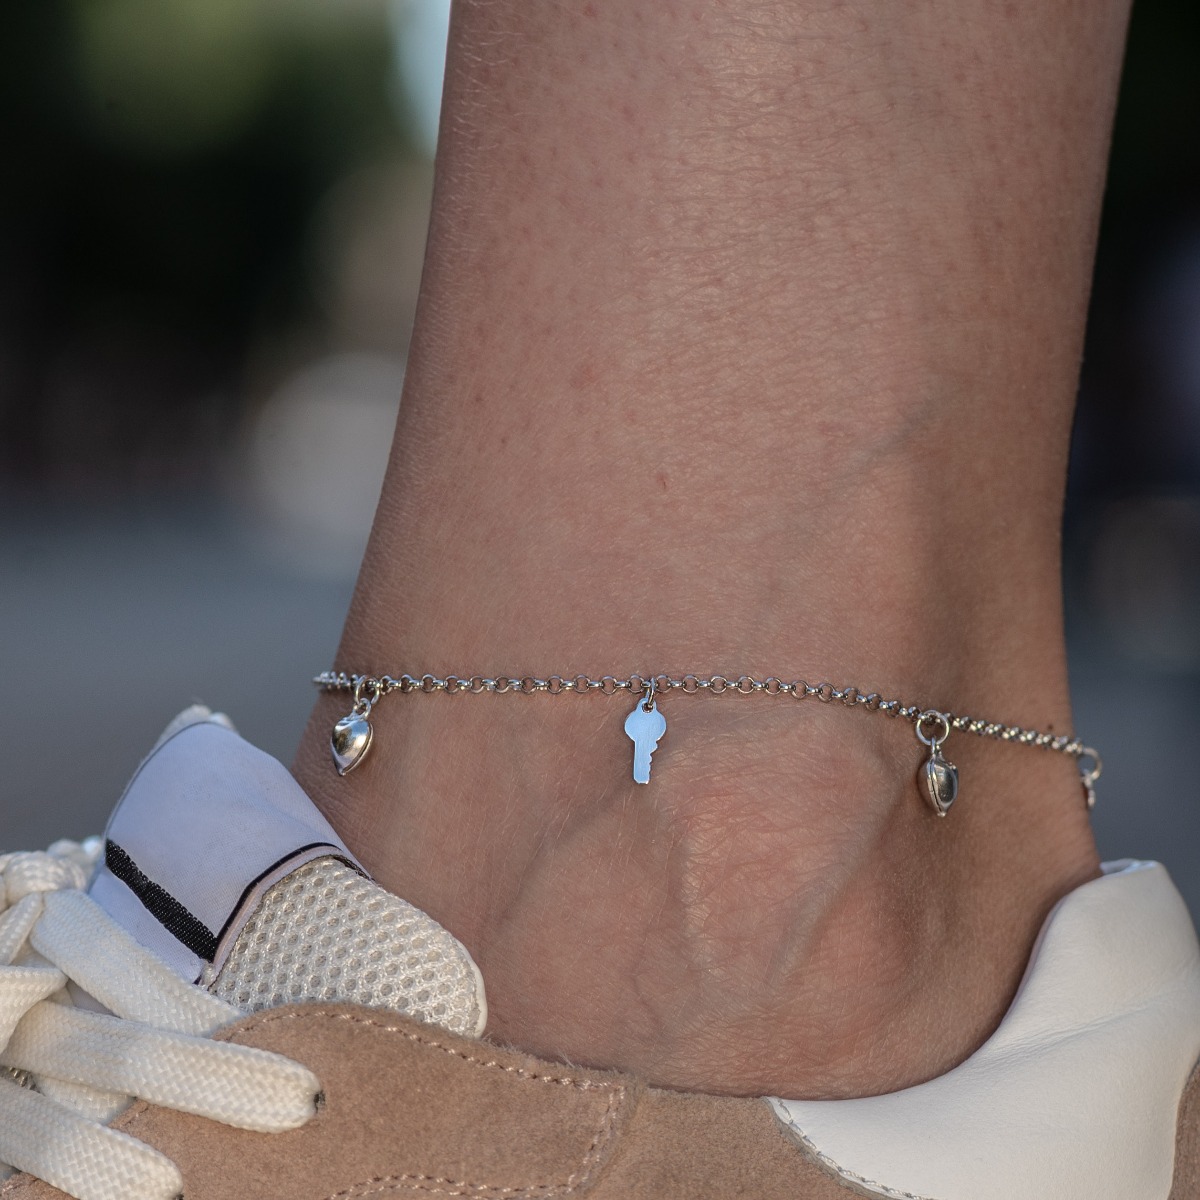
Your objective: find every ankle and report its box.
[294,668,1098,1097]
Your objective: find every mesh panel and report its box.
[210,859,484,1036]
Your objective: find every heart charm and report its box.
[922,750,958,817]
[331,713,373,776]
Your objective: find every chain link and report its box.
[314,669,1094,763]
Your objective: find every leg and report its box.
[294,0,1130,1098]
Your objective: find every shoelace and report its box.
[0,841,320,1200]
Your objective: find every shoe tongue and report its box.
[89,708,486,1037]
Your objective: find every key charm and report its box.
[625,687,667,784]
[916,711,958,818]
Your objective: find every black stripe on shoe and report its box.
[105,839,219,962]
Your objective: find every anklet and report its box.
[313,671,1101,817]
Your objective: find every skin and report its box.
[293,0,1132,1099]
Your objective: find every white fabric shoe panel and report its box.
[88,713,361,983]
[768,859,1200,1200]
[84,708,486,1037]
[211,857,485,1036]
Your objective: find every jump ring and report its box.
[915,710,951,747]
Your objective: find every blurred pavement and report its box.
[0,496,353,852]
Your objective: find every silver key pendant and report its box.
[625,694,667,784]
[916,711,958,817]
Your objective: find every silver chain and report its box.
[313,669,1099,769]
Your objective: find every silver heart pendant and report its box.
[331,713,373,776]
[922,750,958,817]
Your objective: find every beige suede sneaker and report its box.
[1,709,1198,1200]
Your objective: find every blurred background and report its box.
[1,1,1198,916]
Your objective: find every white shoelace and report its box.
[0,841,320,1200]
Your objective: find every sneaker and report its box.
[1,708,1197,1200]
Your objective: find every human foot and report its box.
[296,658,1099,1098]
[3,712,1196,1200]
